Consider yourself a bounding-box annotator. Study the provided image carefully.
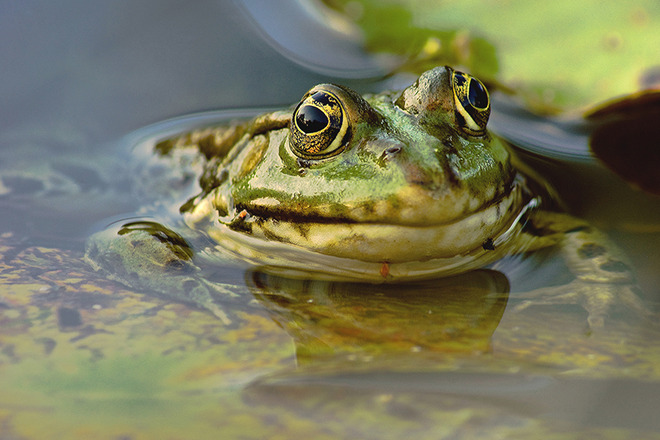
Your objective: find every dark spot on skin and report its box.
[251,272,267,289]
[155,139,175,155]
[179,196,197,214]
[261,227,283,243]
[482,238,495,251]
[199,165,228,194]
[227,213,253,233]
[403,162,442,190]
[386,195,402,211]
[215,205,229,218]
[199,134,223,159]
[293,222,310,240]
[57,307,82,328]
[441,135,458,154]
[359,199,377,215]
[297,157,313,168]
[438,137,463,188]
[441,160,461,189]
[577,243,607,259]
[599,260,631,273]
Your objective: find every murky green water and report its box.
[1,2,660,439]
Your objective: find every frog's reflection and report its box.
[246,269,509,363]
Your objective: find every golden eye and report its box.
[451,70,490,136]
[290,89,349,159]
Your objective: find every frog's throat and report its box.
[187,184,534,282]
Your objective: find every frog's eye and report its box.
[290,89,349,159]
[451,71,490,136]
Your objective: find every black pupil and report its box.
[296,105,329,134]
[468,79,488,109]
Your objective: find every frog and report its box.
[85,66,646,328]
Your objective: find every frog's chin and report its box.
[205,225,507,282]
[203,210,527,283]
[201,187,536,283]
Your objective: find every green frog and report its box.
[85,66,645,328]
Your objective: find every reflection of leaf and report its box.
[326,1,499,78]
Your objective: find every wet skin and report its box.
[85,66,646,328]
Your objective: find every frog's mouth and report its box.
[196,184,534,283]
[213,181,528,268]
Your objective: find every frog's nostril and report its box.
[380,145,402,163]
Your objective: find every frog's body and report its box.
[85,67,645,327]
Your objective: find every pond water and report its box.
[1,1,660,439]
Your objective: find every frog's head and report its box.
[199,67,525,279]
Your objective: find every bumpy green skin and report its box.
[218,70,511,223]
[85,66,646,328]
[227,88,511,225]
